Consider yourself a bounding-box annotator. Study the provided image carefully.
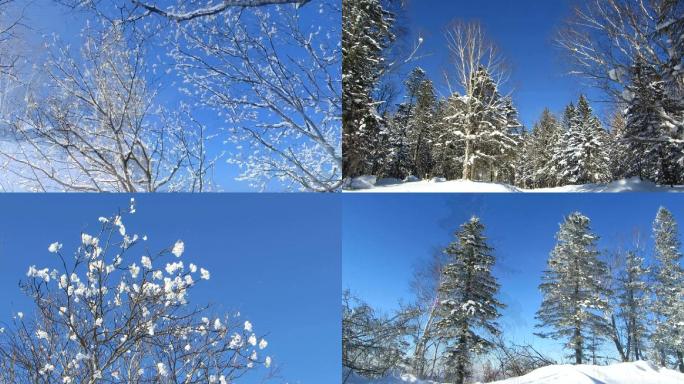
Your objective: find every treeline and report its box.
[343,207,684,384]
[343,0,684,187]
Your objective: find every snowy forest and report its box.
[0,0,341,192]
[342,0,684,190]
[343,206,684,384]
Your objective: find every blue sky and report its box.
[343,194,684,361]
[399,0,609,128]
[0,194,341,383]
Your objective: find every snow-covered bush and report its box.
[0,199,271,383]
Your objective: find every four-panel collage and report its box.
[0,0,682,383]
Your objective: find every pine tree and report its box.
[435,217,504,384]
[535,212,610,364]
[342,0,395,178]
[651,207,684,371]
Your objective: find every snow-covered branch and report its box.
[171,2,341,191]
[0,23,213,192]
[0,200,272,383]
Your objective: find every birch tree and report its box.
[443,22,517,182]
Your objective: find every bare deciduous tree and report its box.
[0,23,212,192]
[557,0,683,102]
[0,201,272,383]
[170,2,341,191]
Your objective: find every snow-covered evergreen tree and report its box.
[553,96,611,185]
[500,96,524,184]
[513,130,534,188]
[552,103,579,186]
[446,67,517,182]
[608,109,629,180]
[433,95,465,180]
[435,216,504,384]
[528,108,562,188]
[385,103,414,178]
[535,212,610,364]
[342,0,395,178]
[555,96,611,185]
[622,61,674,183]
[408,76,437,178]
[611,249,650,361]
[651,207,684,371]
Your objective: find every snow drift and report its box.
[485,361,684,384]
[345,361,684,384]
[344,176,684,193]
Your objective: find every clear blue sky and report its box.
[401,0,609,128]
[0,194,341,383]
[343,194,684,361]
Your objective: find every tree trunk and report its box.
[462,139,472,180]
[609,315,628,361]
[677,351,684,373]
[413,300,438,377]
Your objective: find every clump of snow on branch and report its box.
[0,202,271,383]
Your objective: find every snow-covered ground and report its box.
[486,361,684,384]
[346,361,684,384]
[344,176,684,193]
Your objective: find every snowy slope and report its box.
[346,361,684,384]
[344,176,684,193]
[486,361,684,384]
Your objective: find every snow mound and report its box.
[486,361,684,384]
[349,175,377,190]
[531,176,684,192]
[345,176,684,193]
[347,362,684,384]
[346,177,522,192]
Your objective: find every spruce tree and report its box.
[435,217,504,384]
[622,61,670,183]
[435,95,466,180]
[342,0,395,177]
[408,77,437,178]
[535,212,610,364]
[615,250,650,361]
[555,96,610,185]
[651,207,684,371]
[529,108,562,188]
[385,68,429,179]
[608,110,629,180]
